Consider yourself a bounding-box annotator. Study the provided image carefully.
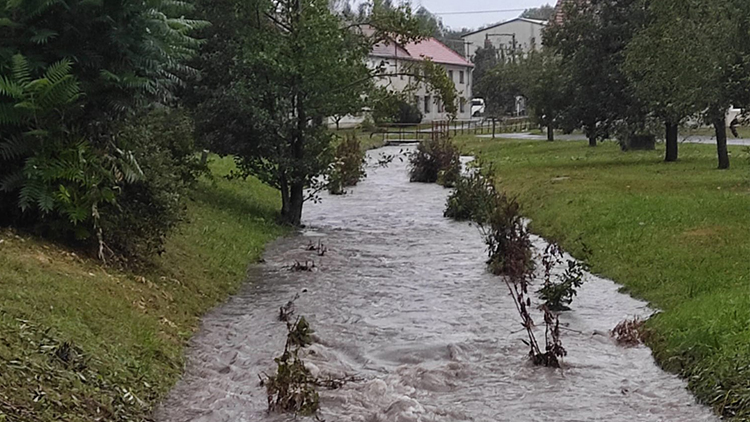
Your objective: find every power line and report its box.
[432,8,526,16]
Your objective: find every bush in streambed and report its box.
[264,317,320,415]
[466,174,569,367]
[444,163,497,223]
[408,138,461,187]
[264,312,359,416]
[264,347,320,416]
[538,243,588,312]
[328,134,366,195]
[480,193,534,277]
[287,316,314,347]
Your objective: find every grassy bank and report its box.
[0,157,288,421]
[458,136,750,419]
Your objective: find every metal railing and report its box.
[372,117,533,145]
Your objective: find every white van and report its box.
[471,98,485,117]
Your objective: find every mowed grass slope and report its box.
[458,137,750,419]
[0,157,288,421]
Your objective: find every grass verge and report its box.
[0,156,289,421]
[457,136,750,419]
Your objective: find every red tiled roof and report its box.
[371,37,473,68]
[403,38,473,67]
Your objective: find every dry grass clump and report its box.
[611,318,645,347]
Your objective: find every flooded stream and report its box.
[156,146,716,422]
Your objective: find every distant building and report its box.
[460,18,547,60]
[369,37,474,122]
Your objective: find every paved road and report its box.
[476,132,750,146]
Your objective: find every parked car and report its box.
[471,98,485,117]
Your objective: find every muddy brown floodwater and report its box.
[155,146,717,422]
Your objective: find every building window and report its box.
[448,70,454,81]
[459,71,465,84]
[424,95,431,114]
[438,99,444,113]
[460,98,465,113]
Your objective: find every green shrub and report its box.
[0,56,140,244]
[538,243,588,311]
[328,134,366,195]
[396,101,422,124]
[99,108,205,260]
[444,163,496,223]
[409,138,461,187]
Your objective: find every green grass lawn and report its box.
[456,136,750,419]
[0,157,288,421]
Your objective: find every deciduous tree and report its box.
[544,0,645,147]
[520,51,571,142]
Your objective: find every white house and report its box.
[461,17,547,60]
[368,36,475,122]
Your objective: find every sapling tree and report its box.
[519,51,571,142]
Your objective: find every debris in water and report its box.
[290,261,316,272]
[611,317,645,347]
[306,240,328,256]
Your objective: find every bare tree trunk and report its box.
[713,118,730,169]
[279,173,291,221]
[588,136,596,147]
[547,124,554,142]
[287,181,305,226]
[665,121,678,162]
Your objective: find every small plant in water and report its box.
[476,190,565,366]
[537,305,567,367]
[481,193,533,276]
[444,162,497,224]
[264,310,359,417]
[328,133,366,195]
[537,243,588,312]
[471,179,574,367]
[279,293,300,322]
[263,320,320,415]
[287,316,314,347]
[408,137,461,187]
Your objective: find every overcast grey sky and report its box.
[415,0,553,30]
